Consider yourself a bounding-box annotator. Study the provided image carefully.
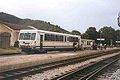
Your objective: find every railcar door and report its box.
[40,34,43,50]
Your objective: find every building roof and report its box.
[0,21,33,30]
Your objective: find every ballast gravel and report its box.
[23,52,120,80]
[1,48,115,72]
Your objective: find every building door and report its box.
[0,32,11,48]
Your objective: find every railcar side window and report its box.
[31,33,36,40]
[67,37,72,42]
[67,37,78,42]
[45,34,47,41]
[56,35,59,41]
[73,37,78,42]
[45,34,51,41]
[45,34,64,41]
[51,35,54,41]
[59,36,63,41]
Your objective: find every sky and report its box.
[0,0,120,33]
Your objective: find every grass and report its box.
[0,47,22,55]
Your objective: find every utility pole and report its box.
[118,12,120,27]
[100,31,102,50]
[110,39,113,47]
[100,31,101,44]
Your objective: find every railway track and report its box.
[51,54,120,80]
[0,50,119,80]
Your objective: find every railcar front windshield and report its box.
[19,33,36,40]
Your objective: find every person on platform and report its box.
[90,42,93,50]
[14,41,19,48]
[93,42,97,50]
[104,44,107,49]
[100,43,103,50]
[73,42,77,52]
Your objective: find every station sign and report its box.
[116,41,120,43]
[97,38,105,41]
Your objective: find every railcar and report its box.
[18,30,81,52]
[81,39,94,50]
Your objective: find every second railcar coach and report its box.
[81,39,94,49]
[18,30,81,52]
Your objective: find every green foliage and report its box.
[81,26,120,45]
[116,30,120,41]
[0,12,22,24]
[71,30,81,35]
[65,32,72,34]
[85,27,99,40]
[1,12,120,45]
[0,12,68,33]
[99,26,116,45]
[81,33,89,39]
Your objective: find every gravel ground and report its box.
[22,52,120,80]
[0,48,116,66]
[0,48,119,73]
[96,58,120,80]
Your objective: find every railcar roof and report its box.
[20,30,81,38]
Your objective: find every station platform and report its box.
[0,48,120,72]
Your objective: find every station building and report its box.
[0,22,35,48]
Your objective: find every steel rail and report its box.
[79,58,119,80]
[51,54,120,80]
[0,53,99,80]
[0,50,119,80]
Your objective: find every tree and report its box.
[71,30,81,35]
[99,26,116,45]
[0,12,69,33]
[66,32,72,34]
[115,30,120,46]
[115,30,120,41]
[81,33,89,39]
[85,27,99,40]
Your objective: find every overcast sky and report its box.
[0,0,120,33]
